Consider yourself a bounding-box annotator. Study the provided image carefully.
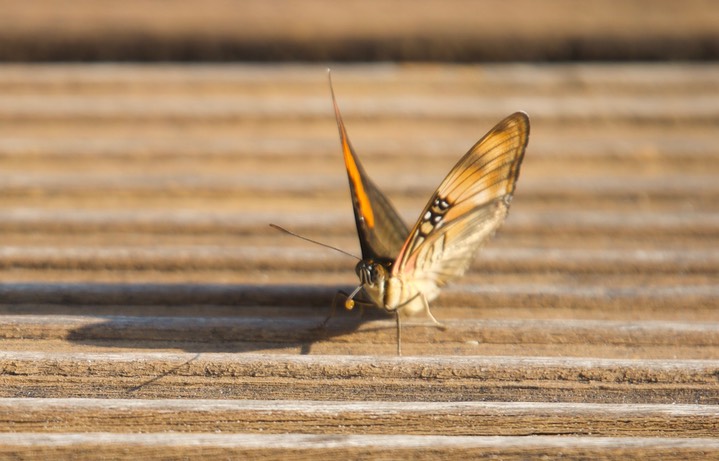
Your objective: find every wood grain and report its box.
[0,63,717,459]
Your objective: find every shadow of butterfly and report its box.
[327,72,530,355]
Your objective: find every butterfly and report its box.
[328,73,529,355]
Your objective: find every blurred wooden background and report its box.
[0,0,718,61]
[0,1,718,459]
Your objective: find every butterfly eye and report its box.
[368,263,389,286]
[355,261,369,283]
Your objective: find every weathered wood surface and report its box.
[0,63,717,459]
[0,0,717,61]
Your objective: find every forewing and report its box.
[393,112,529,291]
[330,74,409,260]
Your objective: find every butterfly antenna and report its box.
[270,224,360,261]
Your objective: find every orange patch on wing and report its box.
[342,136,375,228]
[329,73,375,229]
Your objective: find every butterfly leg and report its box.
[428,313,447,331]
[419,293,447,331]
[391,293,442,356]
[395,310,402,356]
[318,289,371,329]
[396,292,447,331]
[316,290,345,329]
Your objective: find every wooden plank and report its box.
[0,399,716,436]
[0,352,717,403]
[0,434,717,460]
[0,62,717,458]
[1,315,718,354]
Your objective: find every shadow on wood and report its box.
[1,282,390,354]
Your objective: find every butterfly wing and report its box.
[392,112,529,297]
[330,75,409,261]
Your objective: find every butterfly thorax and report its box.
[353,257,429,318]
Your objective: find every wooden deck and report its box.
[0,63,717,459]
[1,0,718,61]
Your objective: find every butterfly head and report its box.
[342,258,394,311]
[355,259,390,287]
